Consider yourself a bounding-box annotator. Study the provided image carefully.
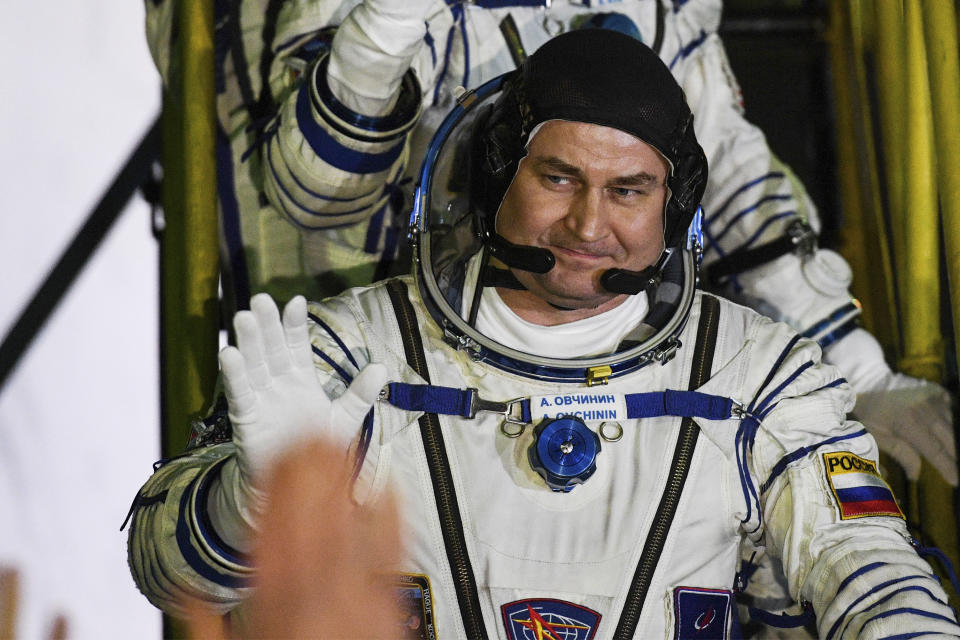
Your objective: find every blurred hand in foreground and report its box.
[186,437,402,639]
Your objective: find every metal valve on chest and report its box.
[527,415,602,492]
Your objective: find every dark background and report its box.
[719,0,838,245]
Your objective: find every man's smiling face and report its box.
[495,119,669,313]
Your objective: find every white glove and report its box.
[852,374,956,486]
[327,0,437,116]
[220,293,388,491]
[827,330,956,485]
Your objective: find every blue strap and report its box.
[748,605,815,629]
[387,383,475,417]
[625,389,734,420]
[913,540,960,595]
[817,319,858,351]
[385,383,736,422]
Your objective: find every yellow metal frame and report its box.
[830,0,960,607]
[160,0,219,459]
[828,0,900,351]
[925,0,960,375]
[899,0,942,382]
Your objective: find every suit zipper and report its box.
[614,294,721,638]
[387,280,489,638]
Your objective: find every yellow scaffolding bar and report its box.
[829,1,900,352]
[159,1,219,637]
[925,0,960,376]
[160,2,219,463]
[873,0,907,291]
[899,0,942,383]
[919,0,960,605]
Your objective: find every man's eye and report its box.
[611,187,640,197]
[545,175,570,185]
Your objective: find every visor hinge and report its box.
[654,338,682,365]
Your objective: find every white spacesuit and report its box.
[127,30,959,638]
[143,0,955,494]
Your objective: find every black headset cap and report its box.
[474,28,708,251]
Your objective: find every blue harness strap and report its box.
[626,389,734,420]
[385,382,476,417]
[383,382,738,422]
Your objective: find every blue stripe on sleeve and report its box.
[175,481,248,589]
[308,312,361,370]
[813,377,847,393]
[707,172,786,224]
[312,345,353,384]
[759,429,868,493]
[747,334,802,412]
[669,29,708,68]
[267,141,382,219]
[191,460,250,568]
[835,562,886,596]
[754,360,814,416]
[295,82,403,174]
[266,136,380,204]
[826,577,942,640]
[730,210,797,255]
[842,590,954,639]
[711,194,793,245]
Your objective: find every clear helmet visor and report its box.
[409,75,700,382]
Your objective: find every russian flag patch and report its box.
[823,451,904,520]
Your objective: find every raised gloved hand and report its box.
[327,0,438,115]
[219,293,388,495]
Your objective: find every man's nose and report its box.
[564,188,609,242]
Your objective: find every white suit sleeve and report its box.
[126,443,255,616]
[261,56,420,231]
[671,15,857,350]
[259,1,453,232]
[738,325,959,638]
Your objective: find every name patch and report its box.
[501,598,601,640]
[823,451,904,520]
[673,587,732,639]
[530,392,627,423]
[395,573,437,640]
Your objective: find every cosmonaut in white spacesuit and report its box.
[127,29,960,639]
[144,0,956,505]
